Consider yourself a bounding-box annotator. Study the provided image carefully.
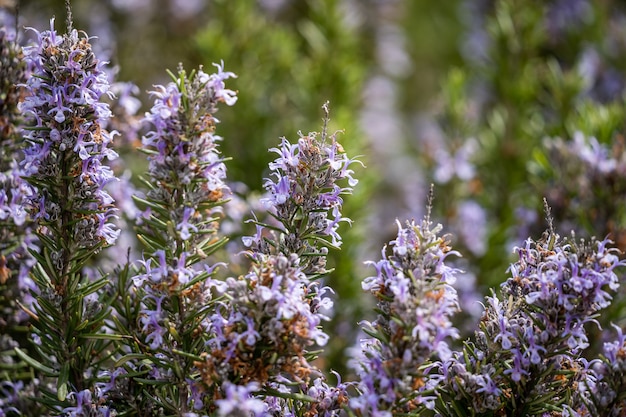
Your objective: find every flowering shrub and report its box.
[350,216,461,414]
[438,225,625,415]
[2,6,626,417]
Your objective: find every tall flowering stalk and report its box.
[0,26,32,326]
[246,103,359,272]
[437,226,624,416]
[103,64,237,415]
[349,214,461,416]
[195,106,359,415]
[13,17,120,413]
[0,25,44,416]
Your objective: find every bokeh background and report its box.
[5,0,626,374]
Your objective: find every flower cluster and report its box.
[6,17,122,412]
[573,325,626,415]
[0,30,42,416]
[438,231,624,415]
[21,18,120,248]
[0,26,36,326]
[100,64,237,415]
[200,253,331,384]
[141,63,235,212]
[198,120,357,415]
[533,132,626,252]
[248,108,360,274]
[350,217,461,415]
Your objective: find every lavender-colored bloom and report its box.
[177,207,199,240]
[186,378,206,411]
[96,367,127,397]
[200,253,331,387]
[215,382,266,417]
[0,381,22,416]
[572,325,626,415]
[63,389,112,417]
[602,325,626,366]
[201,61,238,106]
[440,230,624,415]
[433,138,477,184]
[139,294,166,350]
[350,218,461,414]
[20,19,120,249]
[255,129,360,255]
[304,372,349,417]
[455,199,487,256]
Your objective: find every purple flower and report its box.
[304,372,349,416]
[200,253,331,392]
[350,218,461,414]
[571,324,626,414]
[262,174,291,206]
[63,389,112,417]
[503,350,529,382]
[242,222,265,249]
[198,61,238,106]
[433,138,477,184]
[186,378,206,411]
[0,381,22,416]
[177,207,198,240]
[20,18,120,249]
[440,230,624,414]
[215,382,266,417]
[139,294,166,350]
[268,137,300,170]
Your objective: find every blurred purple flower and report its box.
[455,199,487,256]
[216,382,266,417]
[433,138,477,184]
